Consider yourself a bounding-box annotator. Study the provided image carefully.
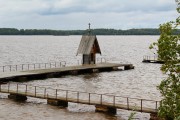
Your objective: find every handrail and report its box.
[0,61,66,72]
[76,57,107,65]
[0,83,161,101]
[143,56,158,61]
[0,83,160,111]
[60,61,66,67]
[96,57,107,63]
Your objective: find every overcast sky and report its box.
[0,0,179,30]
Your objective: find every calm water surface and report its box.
[0,35,166,120]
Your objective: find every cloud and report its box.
[37,0,176,15]
[0,0,177,15]
[0,0,178,29]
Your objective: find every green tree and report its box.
[150,0,180,119]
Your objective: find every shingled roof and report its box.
[77,35,101,55]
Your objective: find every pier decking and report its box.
[0,83,159,119]
[0,62,134,82]
[142,56,164,64]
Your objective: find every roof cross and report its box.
[88,23,91,30]
[88,23,91,35]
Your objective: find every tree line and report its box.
[0,28,179,35]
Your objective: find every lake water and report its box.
[0,35,166,120]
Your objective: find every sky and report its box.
[0,0,179,30]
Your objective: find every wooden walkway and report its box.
[142,56,164,64]
[0,83,159,114]
[0,62,134,82]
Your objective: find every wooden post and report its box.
[95,105,117,114]
[18,77,27,82]
[25,85,27,95]
[141,99,143,112]
[127,97,129,110]
[100,94,102,105]
[16,65,17,71]
[17,84,18,93]
[66,90,68,101]
[35,86,36,97]
[8,83,10,92]
[44,88,46,98]
[77,92,79,103]
[56,89,57,99]
[89,93,91,104]
[22,64,24,71]
[150,113,161,120]
[156,101,158,110]
[113,96,115,106]
[47,99,68,107]
[3,66,5,72]
[8,94,27,101]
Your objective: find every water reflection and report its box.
[82,73,101,93]
[0,35,164,120]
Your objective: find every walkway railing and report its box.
[76,58,107,65]
[143,56,158,61]
[0,83,160,113]
[96,57,107,63]
[0,61,66,72]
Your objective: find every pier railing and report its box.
[96,57,107,63]
[143,56,158,61]
[77,58,107,65]
[0,61,66,72]
[0,83,160,113]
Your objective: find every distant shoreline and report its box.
[0,28,179,35]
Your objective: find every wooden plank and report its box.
[0,63,134,81]
[142,60,164,64]
[0,88,157,114]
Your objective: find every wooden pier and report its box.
[142,56,164,64]
[0,62,134,82]
[0,83,160,119]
